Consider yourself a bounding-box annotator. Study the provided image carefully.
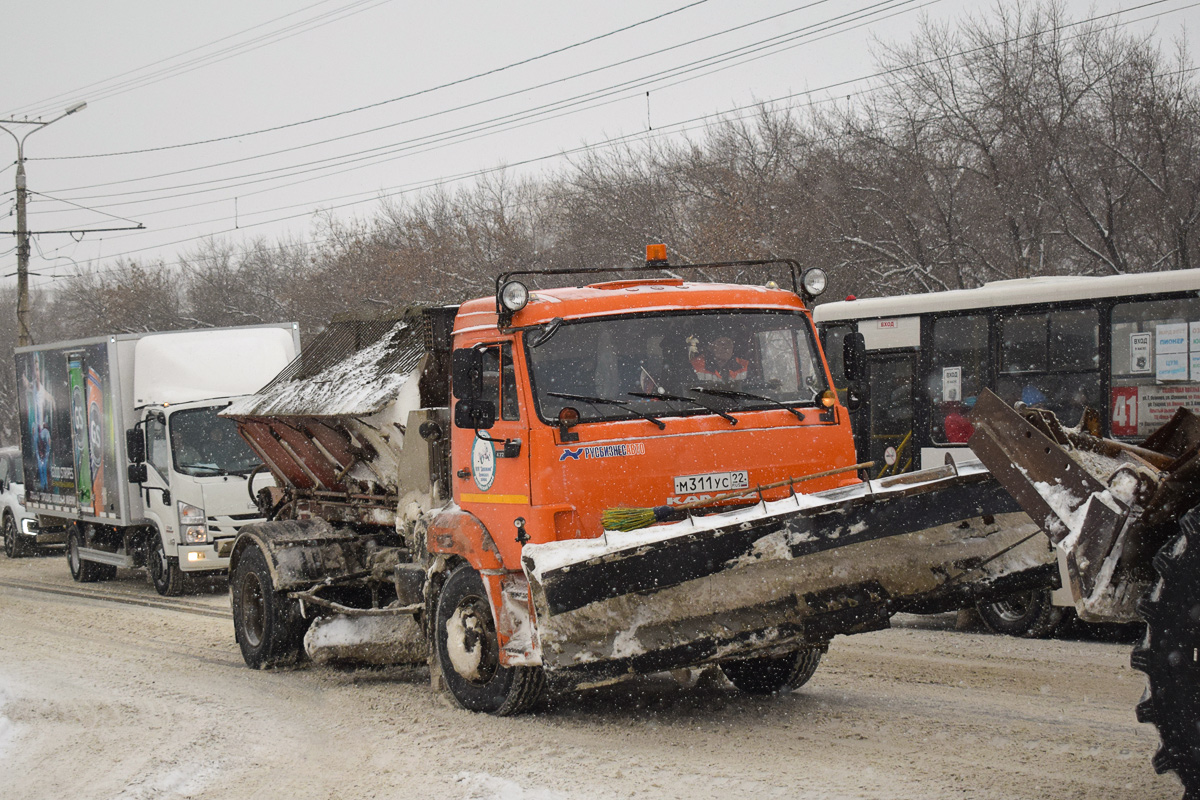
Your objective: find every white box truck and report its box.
[15,323,300,595]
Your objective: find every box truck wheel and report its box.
[231,543,309,669]
[66,525,115,583]
[148,533,184,597]
[434,564,544,715]
[719,646,823,695]
[3,513,27,558]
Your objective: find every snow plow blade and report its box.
[968,388,1200,622]
[522,462,1047,685]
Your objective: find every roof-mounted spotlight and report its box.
[499,280,529,314]
[645,243,668,266]
[802,268,828,299]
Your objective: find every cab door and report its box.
[455,342,532,552]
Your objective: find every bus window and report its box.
[927,315,988,444]
[998,309,1100,426]
[1111,298,1200,438]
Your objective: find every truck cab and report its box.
[440,279,858,589]
[129,400,271,593]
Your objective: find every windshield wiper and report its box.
[182,464,226,475]
[689,386,806,420]
[547,391,666,429]
[626,391,738,425]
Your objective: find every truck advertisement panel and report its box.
[16,344,119,518]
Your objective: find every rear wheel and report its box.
[1131,508,1200,797]
[66,525,114,582]
[147,533,184,597]
[976,589,1064,638]
[435,565,544,715]
[3,513,27,558]
[231,543,309,669]
[720,646,823,695]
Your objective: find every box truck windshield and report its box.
[168,407,260,476]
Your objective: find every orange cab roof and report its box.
[453,280,807,335]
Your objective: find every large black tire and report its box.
[435,565,544,715]
[65,525,115,583]
[230,543,309,669]
[1131,508,1200,797]
[147,533,184,597]
[3,513,27,558]
[976,589,1065,638]
[720,646,823,695]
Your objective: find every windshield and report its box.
[527,310,829,423]
[169,407,261,476]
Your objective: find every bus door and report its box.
[865,352,916,477]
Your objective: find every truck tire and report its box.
[434,565,544,715]
[66,525,115,583]
[719,646,823,694]
[1131,508,1200,797]
[148,533,184,597]
[231,543,309,669]
[976,589,1064,638]
[3,513,27,558]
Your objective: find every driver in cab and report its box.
[692,335,748,382]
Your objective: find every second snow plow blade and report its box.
[522,462,1050,686]
[968,388,1200,621]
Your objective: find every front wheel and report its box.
[148,533,184,597]
[720,646,823,695]
[435,565,544,715]
[976,589,1064,638]
[3,513,27,558]
[230,543,309,669]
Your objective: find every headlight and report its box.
[802,268,828,297]
[499,281,529,313]
[178,501,207,543]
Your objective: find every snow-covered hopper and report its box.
[222,252,1059,714]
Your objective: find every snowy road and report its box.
[0,553,1181,800]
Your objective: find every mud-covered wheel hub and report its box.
[434,564,544,715]
[445,595,499,685]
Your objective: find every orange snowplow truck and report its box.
[222,247,1041,714]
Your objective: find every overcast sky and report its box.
[1,0,1198,289]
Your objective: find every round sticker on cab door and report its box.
[471,436,496,491]
[884,446,897,466]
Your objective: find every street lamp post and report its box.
[0,101,87,346]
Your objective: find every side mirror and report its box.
[842,332,866,383]
[452,348,483,401]
[128,463,148,484]
[454,399,497,430]
[126,428,146,464]
[451,347,496,430]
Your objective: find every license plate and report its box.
[673,470,749,495]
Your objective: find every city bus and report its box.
[814,268,1200,636]
[814,269,1200,477]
